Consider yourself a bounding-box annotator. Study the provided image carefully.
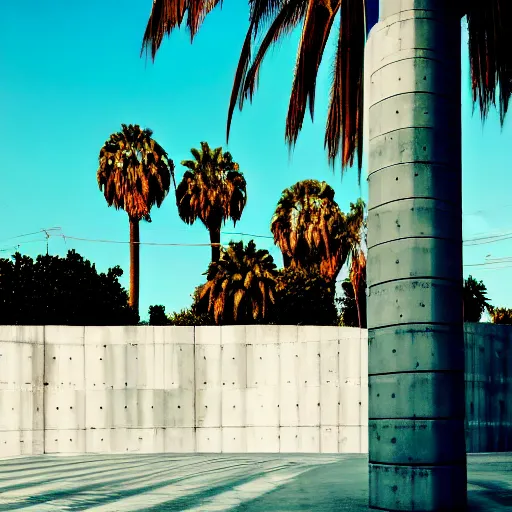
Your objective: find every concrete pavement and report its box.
[0,453,509,511]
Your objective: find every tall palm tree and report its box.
[140,2,511,510]
[176,141,247,264]
[97,124,174,317]
[271,180,348,281]
[198,240,278,324]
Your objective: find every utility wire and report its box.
[3,228,512,271]
[0,227,61,244]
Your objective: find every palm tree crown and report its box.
[271,179,348,281]
[198,240,278,324]
[176,141,247,262]
[97,124,174,221]
[97,123,174,315]
[141,1,512,172]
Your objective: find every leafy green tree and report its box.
[176,142,247,263]
[148,305,169,325]
[274,267,337,326]
[0,250,138,325]
[97,124,174,316]
[197,240,278,325]
[463,275,492,323]
[167,287,214,326]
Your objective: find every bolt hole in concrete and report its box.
[391,394,396,399]
[392,349,396,353]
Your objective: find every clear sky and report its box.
[1,1,511,320]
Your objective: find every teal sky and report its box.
[1,1,511,320]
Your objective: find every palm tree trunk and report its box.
[353,283,362,328]
[366,2,466,510]
[209,225,221,263]
[129,217,140,317]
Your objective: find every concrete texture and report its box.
[0,453,509,511]
[366,1,466,509]
[0,324,511,458]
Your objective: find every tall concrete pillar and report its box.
[366,1,467,510]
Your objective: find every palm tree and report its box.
[490,307,512,325]
[345,198,366,327]
[176,142,247,264]
[97,124,174,317]
[271,180,348,282]
[197,240,278,324]
[140,2,511,509]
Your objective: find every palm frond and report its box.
[141,0,222,59]
[467,0,512,123]
[325,0,365,172]
[97,124,174,221]
[285,0,339,148]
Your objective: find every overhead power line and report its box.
[2,227,512,271]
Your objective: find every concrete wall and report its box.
[0,323,510,456]
[465,323,512,452]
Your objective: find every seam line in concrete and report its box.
[367,197,461,213]
[43,324,46,455]
[369,369,465,377]
[369,460,466,467]
[368,321,459,330]
[367,160,459,178]
[369,125,456,143]
[368,275,461,289]
[367,235,460,250]
[370,54,457,78]
[369,90,455,110]
[369,416,465,422]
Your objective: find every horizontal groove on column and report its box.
[369,417,464,422]
[369,91,456,110]
[370,55,456,78]
[370,125,443,142]
[368,321,459,330]
[367,160,456,177]
[368,275,461,289]
[367,197,461,212]
[368,369,464,377]
[369,460,466,467]
[368,507,408,512]
[367,235,458,250]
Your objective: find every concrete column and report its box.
[366,1,467,510]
